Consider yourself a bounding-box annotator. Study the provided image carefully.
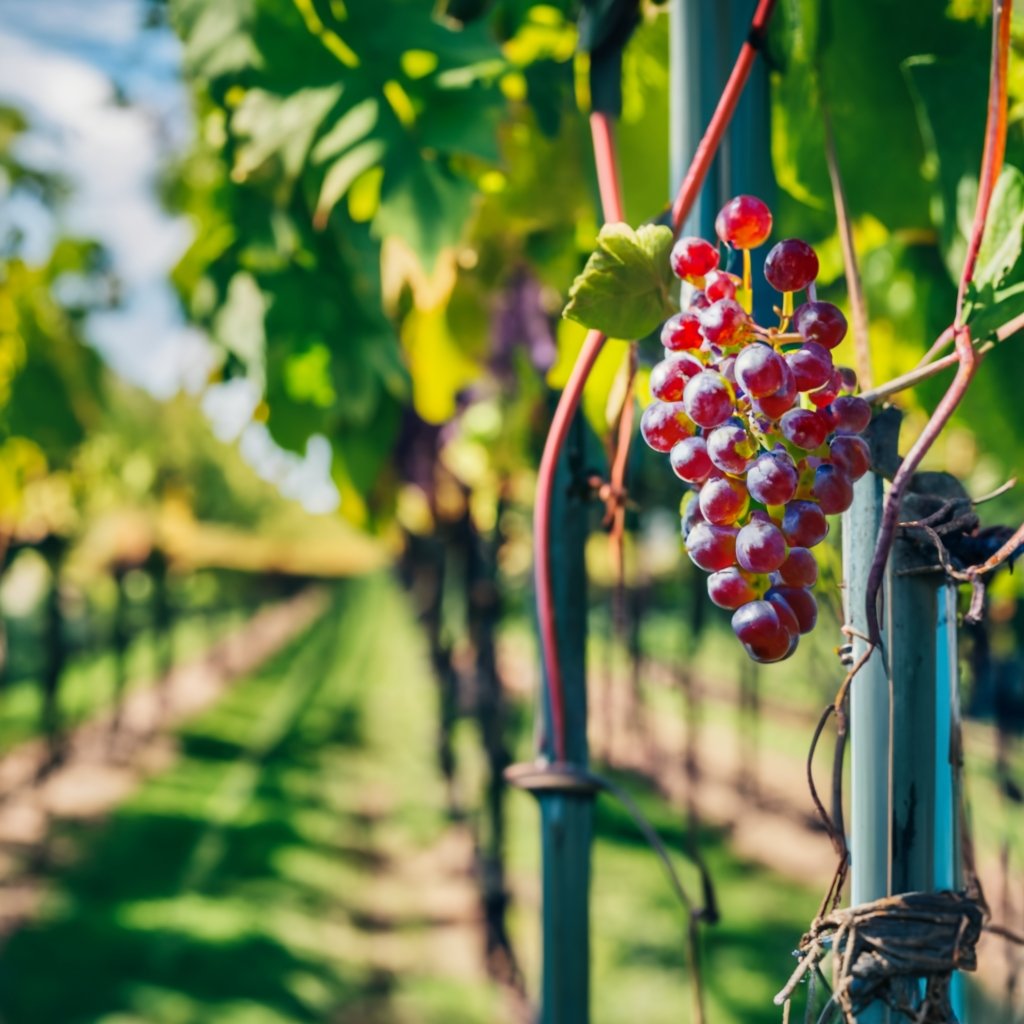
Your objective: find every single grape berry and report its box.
[707,423,756,474]
[811,463,854,515]
[640,402,695,452]
[778,547,817,587]
[830,434,871,481]
[787,343,833,393]
[779,408,829,451]
[735,343,786,398]
[704,270,740,303]
[770,586,817,634]
[747,451,799,506]
[670,436,715,484]
[764,238,819,293]
[731,601,795,663]
[829,395,872,435]
[671,236,719,280]
[791,301,847,349]
[808,369,842,409]
[650,354,703,401]
[782,500,829,548]
[685,522,738,571]
[838,366,858,392]
[699,298,750,346]
[683,371,735,428]
[661,312,703,351]
[752,363,797,419]
[715,195,773,249]
[699,475,750,525]
[736,519,788,574]
[707,567,758,610]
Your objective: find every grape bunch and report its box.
[640,195,872,664]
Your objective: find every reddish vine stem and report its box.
[864,0,1012,646]
[534,3,778,759]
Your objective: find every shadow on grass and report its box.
[0,581,462,1024]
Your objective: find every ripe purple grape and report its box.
[791,301,847,349]
[811,464,854,515]
[661,312,703,351]
[765,238,819,293]
[779,408,829,451]
[671,236,719,280]
[731,600,795,663]
[699,475,750,525]
[752,363,797,419]
[707,423,756,474]
[782,500,829,548]
[765,590,801,638]
[683,371,735,428]
[650,354,703,401]
[699,299,750,346]
[707,567,758,610]
[640,402,695,452]
[736,519,788,573]
[829,395,872,435]
[735,343,786,398]
[685,522,737,571]
[787,342,833,393]
[715,195,773,249]
[747,451,799,506]
[770,586,818,634]
[830,434,871,481]
[670,436,714,484]
[778,547,817,587]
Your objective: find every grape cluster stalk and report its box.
[640,195,871,663]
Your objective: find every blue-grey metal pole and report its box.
[844,468,892,1024]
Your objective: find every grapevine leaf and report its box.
[563,223,676,339]
[974,166,1024,290]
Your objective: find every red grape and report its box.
[735,343,786,398]
[689,290,710,312]
[640,401,695,452]
[765,238,819,293]
[650,354,703,401]
[791,301,847,349]
[707,423,756,474]
[715,195,773,249]
[838,366,858,392]
[671,236,719,280]
[683,371,735,428]
[765,590,801,638]
[731,601,795,663]
[779,408,829,451]
[778,547,818,587]
[752,363,797,418]
[786,343,833,393]
[685,522,738,571]
[830,395,872,434]
[699,475,750,525]
[812,463,854,515]
[661,312,703,351]
[747,451,798,505]
[705,270,740,302]
[707,567,758,609]
[830,434,871,481]
[670,436,714,483]
[770,586,818,634]
[808,369,841,408]
[699,298,750,346]
[782,500,829,547]
[736,518,788,573]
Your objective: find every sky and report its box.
[0,0,341,514]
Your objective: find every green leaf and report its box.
[975,166,1024,289]
[314,139,387,229]
[310,97,380,165]
[562,223,676,339]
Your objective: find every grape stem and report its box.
[822,97,872,390]
[859,308,1024,405]
[863,0,1012,647]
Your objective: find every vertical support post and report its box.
[537,413,592,1024]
